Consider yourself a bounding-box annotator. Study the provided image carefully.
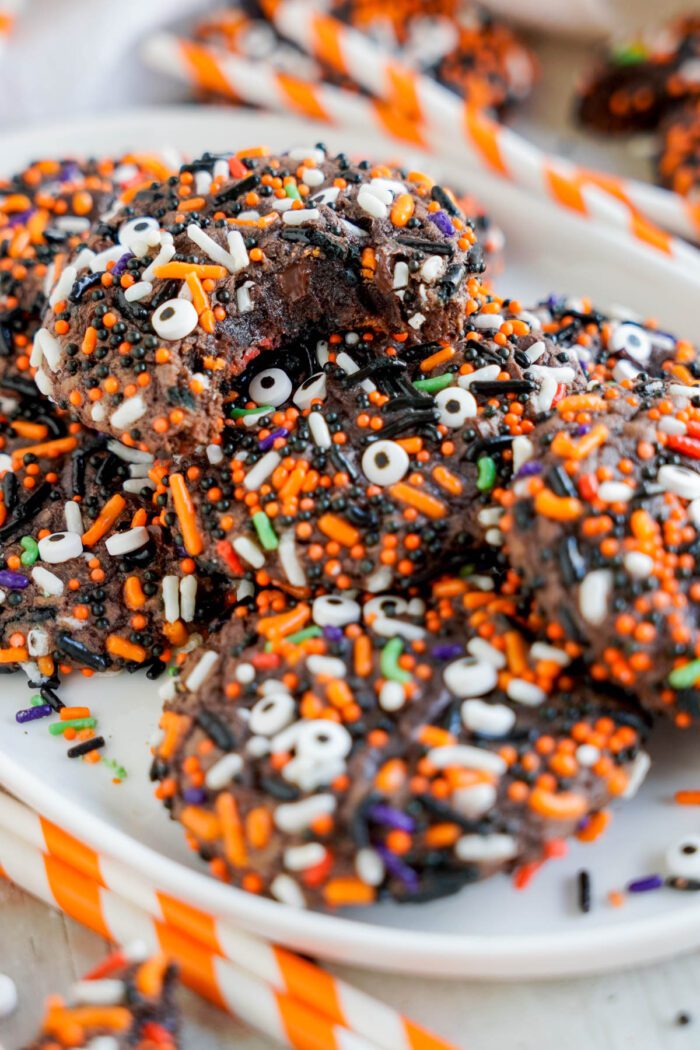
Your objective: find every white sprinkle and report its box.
[408,312,426,330]
[357,184,387,219]
[530,642,571,666]
[458,365,500,388]
[233,536,265,568]
[392,261,409,290]
[162,575,180,623]
[466,637,506,668]
[309,412,331,448]
[64,501,83,534]
[622,750,651,799]
[227,230,250,272]
[658,415,687,436]
[278,529,307,587]
[185,650,219,692]
[473,313,504,330]
[477,506,503,527]
[597,481,633,503]
[49,264,77,308]
[284,843,327,871]
[624,551,654,579]
[141,239,175,282]
[195,170,212,196]
[34,368,52,396]
[110,395,146,430]
[576,744,601,767]
[270,874,305,908]
[0,974,17,1018]
[69,980,125,1006]
[32,327,62,371]
[27,628,49,658]
[300,166,324,187]
[274,794,336,834]
[669,383,700,401]
[105,526,149,557]
[379,680,406,712]
[188,223,237,272]
[179,575,197,622]
[106,440,153,464]
[124,281,153,302]
[235,662,255,684]
[525,339,546,363]
[244,450,280,491]
[288,147,325,163]
[455,834,517,864]
[90,245,128,273]
[306,655,346,678]
[444,656,498,698]
[356,847,385,886]
[512,435,534,475]
[420,255,446,282]
[273,197,294,212]
[485,528,504,546]
[371,616,425,641]
[206,443,224,465]
[123,478,155,494]
[461,698,515,736]
[236,280,254,313]
[531,372,557,414]
[282,208,321,226]
[579,569,612,626]
[205,753,243,790]
[658,464,700,501]
[366,565,393,592]
[506,679,546,706]
[31,566,64,596]
[427,745,506,774]
[452,783,497,819]
[370,177,406,195]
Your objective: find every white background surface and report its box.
[1,2,699,1049]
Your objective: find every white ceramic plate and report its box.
[1,106,700,980]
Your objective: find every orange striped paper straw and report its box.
[0,793,455,1050]
[0,824,392,1050]
[263,0,700,267]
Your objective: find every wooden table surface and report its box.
[1,1,698,1048]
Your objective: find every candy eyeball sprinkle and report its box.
[295,719,352,761]
[312,595,361,627]
[363,594,409,621]
[118,216,161,255]
[361,439,410,486]
[249,368,293,407]
[444,656,498,698]
[610,322,652,363]
[249,692,296,736]
[152,298,199,341]
[666,834,700,879]
[434,386,477,428]
[293,372,327,409]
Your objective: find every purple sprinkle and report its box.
[323,626,343,642]
[627,874,664,894]
[6,209,34,228]
[429,210,455,237]
[259,427,289,451]
[60,162,82,182]
[546,294,561,310]
[431,643,463,661]
[16,705,53,723]
[0,570,29,589]
[516,461,542,478]
[111,251,133,278]
[376,845,420,889]
[182,788,207,804]
[575,424,591,436]
[368,804,416,832]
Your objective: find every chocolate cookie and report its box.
[0,422,222,679]
[513,295,698,385]
[159,320,585,593]
[38,147,485,454]
[152,579,648,908]
[658,97,700,198]
[0,154,178,396]
[577,16,700,134]
[23,949,179,1050]
[499,376,700,725]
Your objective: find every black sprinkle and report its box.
[396,235,454,256]
[430,185,459,216]
[470,380,534,396]
[578,869,591,913]
[214,173,260,204]
[56,633,112,672]
[67,736,105,759]
[40,684,65,712]
[196,709,236,751]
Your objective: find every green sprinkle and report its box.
[30,694,43,707]
[19,536,39,566]
[669,660,700,690]
[230,405,273,418]
[458,563,476,578]
[168,666,178,676]
[102,756,128,780]
[49,717,97,735]
[286,626,322,645]
[476,456,497,492]
[380,637,411,684]
[285,183,302,201]
[252,511,278,551]
[413,374,454,393]
[612,43,647,66]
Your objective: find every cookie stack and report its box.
[2,143,698,911]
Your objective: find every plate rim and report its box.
[1,104,699,979]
